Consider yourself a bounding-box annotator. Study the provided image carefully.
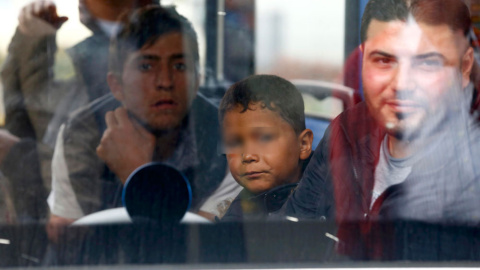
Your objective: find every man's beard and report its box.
[389,73,465,146]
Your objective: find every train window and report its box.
[0,0,479,268]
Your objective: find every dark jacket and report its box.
[284,100,480,259]
[221,183,298,222]
[55,93,227,217]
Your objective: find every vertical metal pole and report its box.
[359,0,369,27]
[216,0,226,81]
[344,0,369,56]
[344,0,368,99]
[205,0,218,85]
[344,0,361,59]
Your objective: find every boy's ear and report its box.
[298,128,313,160]
[107,72,125,102]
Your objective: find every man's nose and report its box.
[393,62,415,93]
[155,68,174,90]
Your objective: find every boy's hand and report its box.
[18,1,68,36]
[97,107,156,184]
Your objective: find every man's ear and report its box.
[359,44,364,54]
[298,129,313,160]
[462,47,475,89]
[107,72,125,102]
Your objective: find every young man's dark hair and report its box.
[109,6,200,77]
[219,74,306,135]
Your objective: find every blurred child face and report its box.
[222,103,312,194]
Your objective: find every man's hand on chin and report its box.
[96,107,156,184]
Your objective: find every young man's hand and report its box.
[97,107,156,184]
[18,1,68,36]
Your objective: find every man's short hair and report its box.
[360,0,471,44]
[109,6,199,77]
[360,0,409,44]
[218,74,306,134]
[410,0,471,37]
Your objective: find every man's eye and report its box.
[415,58,443,71]
[138,63,153,71]
[373,57,395,67]
[173,62,187,71]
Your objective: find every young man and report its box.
[283,0,480,258]
[218,75,313,221]
[48,6,240,238]
[0,0,158,222]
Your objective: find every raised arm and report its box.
[1,1,68,139]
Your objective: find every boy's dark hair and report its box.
[219,75,306,134]
[109,6,199,77]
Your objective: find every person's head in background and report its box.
[80,0,160,36]
[107,6,200,132]
[219,75,313,194]
[17,0,160,38]
[359,0,474,151]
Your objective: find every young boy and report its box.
[219,74,313,221]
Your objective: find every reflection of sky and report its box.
[256,0,345,69]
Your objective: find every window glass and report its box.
[0,0,479,268]
[255,0,345,83]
